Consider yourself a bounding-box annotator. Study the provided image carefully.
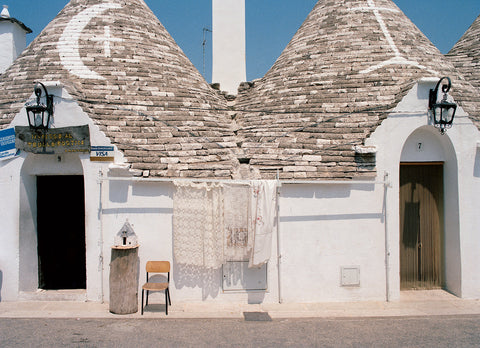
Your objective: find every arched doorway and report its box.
[399,127,459,292]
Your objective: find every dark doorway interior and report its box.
[37,175,86,290]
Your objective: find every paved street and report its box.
[1,315,480,347]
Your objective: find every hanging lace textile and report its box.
[223,184,252,261]
[249,180,278,268]
[173,182,224,269]
[173,180,277,269]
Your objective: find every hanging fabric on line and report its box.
[172,180,277,269]
[173,181,224,268]
[223,184,252,262]
[249,181,277,268]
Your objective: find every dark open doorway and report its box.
[37,175,86,290]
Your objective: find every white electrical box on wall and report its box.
[222,261,267,291]
[341,266,360,287]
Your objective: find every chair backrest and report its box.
[146,261,170,274]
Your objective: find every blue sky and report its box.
[3,0,479,81]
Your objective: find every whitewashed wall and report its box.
[368,78,480,300]
[101,180,279,304]
[0,86,116,301]
[0,155,22,301]
[1,79,480,304]
[100,179,387,304]
[278,183,388,302]
[0,151,109,302]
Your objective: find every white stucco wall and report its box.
[367,78,480,300]
[0,156,22,301]
[99,178,388,304]
[0,151,109,302]
[278,183,388,302]
[0,86,119,301]
[100,179,280,304]
[452,118,480,299]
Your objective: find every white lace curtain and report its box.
[173,181,277,269]
[224,184,252,262]
[173,182,224,268]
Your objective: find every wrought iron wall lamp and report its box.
[25,82,54,129]
[428,77,457,134]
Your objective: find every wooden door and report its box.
[400,164,443,289]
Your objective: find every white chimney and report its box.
[212,0,246,95]
[0,5,32,74]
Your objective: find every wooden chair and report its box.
[141,261,171,315]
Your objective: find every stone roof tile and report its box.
[447,14,480,91]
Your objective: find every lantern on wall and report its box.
[428,77,457,135]
[25,82,54,129]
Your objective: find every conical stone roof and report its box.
[235,0,480,179]
[0,0,238,178]
[447,14,480,91]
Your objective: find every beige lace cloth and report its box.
[173,182,224,268]
[173,181,277,269]
[223,184,252,261]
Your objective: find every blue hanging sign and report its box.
[0,128,19,161]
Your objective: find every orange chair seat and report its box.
[142,282,168,291]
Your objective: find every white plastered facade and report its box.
[367,78,480,300]
[1,78,480,304]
